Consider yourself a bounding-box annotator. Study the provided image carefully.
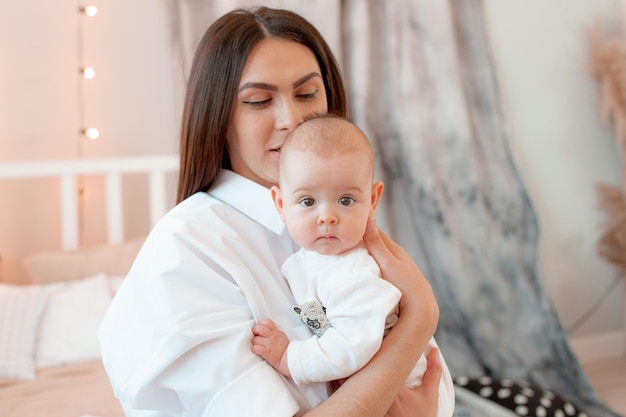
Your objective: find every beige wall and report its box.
[484,0,624,353]
[0,1,180,281]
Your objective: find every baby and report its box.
[252,114,454,416]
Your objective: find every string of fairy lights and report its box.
[77,2,99,152]
[76,2,99,243]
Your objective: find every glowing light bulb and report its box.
[81,66,95,79]
[82,127,100,140]
[80,6,98,16]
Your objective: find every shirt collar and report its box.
[208,169,286,235]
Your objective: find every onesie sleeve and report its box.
[287,251,401,385]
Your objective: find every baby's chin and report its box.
[308,241,356,256]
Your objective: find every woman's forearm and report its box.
[303,218,441,417]
[303,292,439,417]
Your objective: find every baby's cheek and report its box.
[287,220,315,247]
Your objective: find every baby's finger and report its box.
[252,322,274,337]
[251,340,269,357]
[258,318,277,329]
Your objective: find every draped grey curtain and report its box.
[170,1,617,416]
[342,2,616,416]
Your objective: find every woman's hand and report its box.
[363,217,438,327]
[384,348,442,417]
[327,349,443,417]
[304,218,441,417]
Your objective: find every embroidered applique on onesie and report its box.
[291,300,331,337]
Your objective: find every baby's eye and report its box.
[299,198,316,207]
[339,196,355,206]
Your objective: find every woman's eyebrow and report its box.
[239,82,277,92]
[293,72,322,88]
[238,72,322,92]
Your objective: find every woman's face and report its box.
[227,38,329,188]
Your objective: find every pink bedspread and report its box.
[0,359,124,417]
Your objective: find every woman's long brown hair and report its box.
[176,6,347,203]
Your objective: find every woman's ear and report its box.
[271,185,286,222]
[370,181,384,216]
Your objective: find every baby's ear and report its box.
[271,185,286,222]
[370,181,384,215]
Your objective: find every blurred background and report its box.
[0,0,623,374]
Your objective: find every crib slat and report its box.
[149,170,166,227]
[0,155,179,251]
[105,173,124,245]
[60,175,79,250]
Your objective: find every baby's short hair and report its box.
[281,114,373,162]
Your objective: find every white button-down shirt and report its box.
[98,170,328,417]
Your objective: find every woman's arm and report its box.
[364,218,439,324]
[303,218,440,417]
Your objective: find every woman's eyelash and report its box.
[298,90,318,99]
[244,99,271,107]
[243,90,317,107]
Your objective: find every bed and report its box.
[0,155,179,417]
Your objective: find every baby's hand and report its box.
[252,318,291,377]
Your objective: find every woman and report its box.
[98,6,441,417]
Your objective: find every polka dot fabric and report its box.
[454,376,589,417]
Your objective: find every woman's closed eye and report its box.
[296,89,319,101]
[243,90,316,108]
[243,98,271,108]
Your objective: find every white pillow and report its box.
[35,273,113,368]
[0,284,46,379]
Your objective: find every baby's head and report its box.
[272,115,383,256]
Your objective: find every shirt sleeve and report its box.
[433,339,456,417]
[98,216,300,417]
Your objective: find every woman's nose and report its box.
[275,99,304,131]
